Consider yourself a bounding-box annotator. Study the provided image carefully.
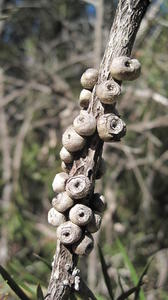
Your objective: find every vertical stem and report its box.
[0,70,12,265]
[46,1,150,299]
[94,0,104,68]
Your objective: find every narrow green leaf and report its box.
[78,278,97,300]
[134,258,153,300]
[96,296,107,300]
[37,284,44,300]
[117,284,143,300]
[98,245,114,300]
[117,259,152,300]
[19,282,36,297]
[0,265,30,300]
[116,239,138,284]
[33,253,52,270]
[116,239,145,300]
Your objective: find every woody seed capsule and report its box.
[69,204,93,226]
[57,221,82,245]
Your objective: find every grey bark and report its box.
[46,1,150,299]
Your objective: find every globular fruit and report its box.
[96,80,121,104]
[72,232,94,255]
[110,56,141,81]
[52,172,68,193]
[69,204,93,226]
[73,110,96,136]
[66,175,92,199]
[60,147,73,164]
[62,126,86,152]
[79,89,92,109]
[48,208,66,227]
[52,192,74,213]
[86,211,102,233]
[57,221,82,245]
[97,113,126,142]
[80,68,98,90]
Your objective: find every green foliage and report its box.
[0,265,46,300]
[116,239,145,300]
[97,245,151,300]
[0,265,30,300]
[116,239,139,285]
[133,260,152,300]
[98,245,114,300]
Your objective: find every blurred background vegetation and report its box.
[0,0,168,299]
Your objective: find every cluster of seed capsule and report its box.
[48,56,141,256]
